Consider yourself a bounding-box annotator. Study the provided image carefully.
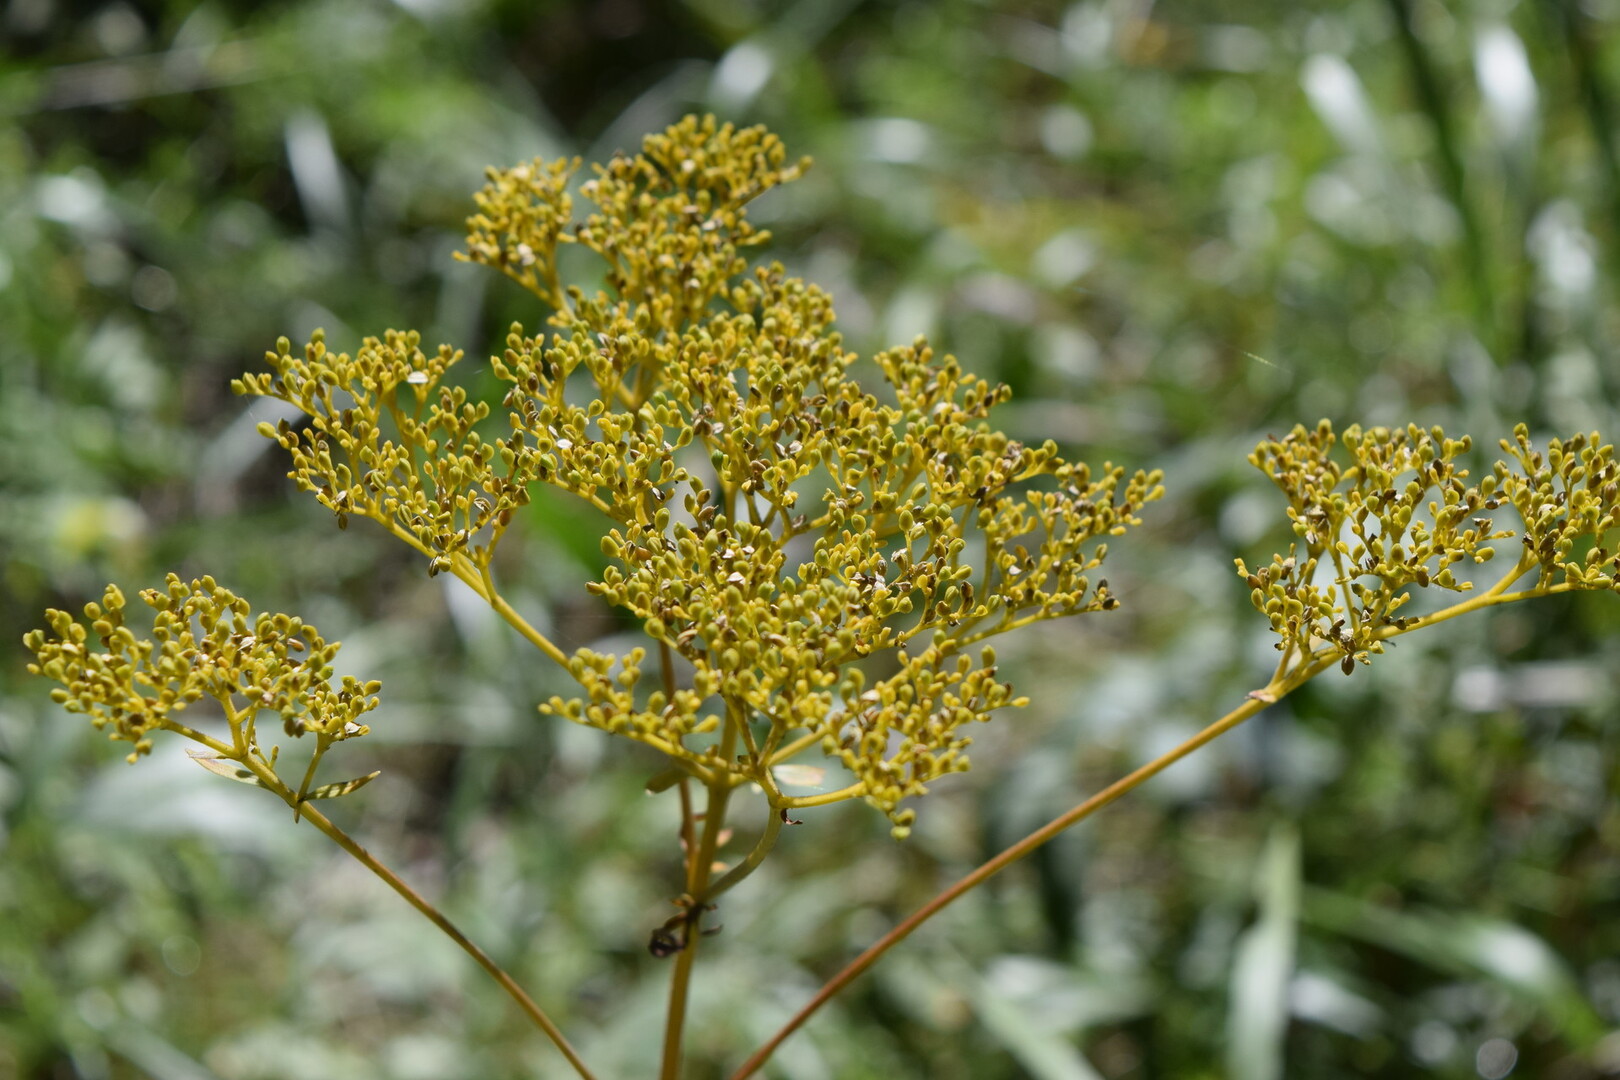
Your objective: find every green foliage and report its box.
[11,4,1620,1075]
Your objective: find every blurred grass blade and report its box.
[937,951,1107,1080]
[1475,23,1540,153]
[284,108,349,234]
[1550,0,1620,293]
[1385,0,1499,350]
[1226,824,1300,1080]
[1302,886,1605,1046]
[101,1022,226,1080]
[1301,53,1383,157]
[771,764,828,789]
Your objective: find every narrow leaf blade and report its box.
[303,770,381,800]
[186,751,270,788]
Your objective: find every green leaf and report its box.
[302,771,381,800]
[187,751,270,788]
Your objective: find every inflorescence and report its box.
[229,114,1159,834]
[29,117,1620,840]
[26,575,380,807]
[1238,420,1620,675]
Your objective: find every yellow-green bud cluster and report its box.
[1239,421,1620,673]
[234,328,539,576]
[461,156,576,305]
[233,115,1162,831]
[1496,425,1620,587]
[25,575,379,764]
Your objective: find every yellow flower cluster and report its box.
[1238,421,1620,675]
[223,115,1161,833]
[1496,425,1620,587]
[235,329,529,577]
[24,575,378,779]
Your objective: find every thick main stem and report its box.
[660,710,742,1080]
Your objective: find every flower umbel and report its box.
[25,574,380,804]
[1239,421,1620,675]
[234,115,1164,833]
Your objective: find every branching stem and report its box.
[451,557,572,670]
[664,642,700,871]
[729,560,1568,1078]
[1329,542,1362,636]
[723,669,1308,1080]
[705,805,785,903]
[777,783,866,809]
[766,729,822,765]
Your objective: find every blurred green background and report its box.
[4,1,1620,1077]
